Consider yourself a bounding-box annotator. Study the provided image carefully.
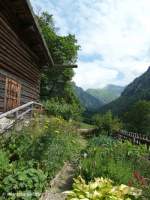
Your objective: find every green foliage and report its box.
[66,176,142,200]
[124,100,150,135]
[1,167,46,200]
[0,148,46,199]
[87,135,115,147]
[0,150,9,172]
[26,117,84,179]
[1,134,33,161]
[38,12,79,64]
[38,12,80,104]
[0,150,11,183]
[38,12,82,120]
[79,144,134,184]
[0,116,84,199]
[44,98,83,120]
[92,111,122,135]
[78,136,150,199]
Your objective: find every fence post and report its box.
[119,130,150,148]
[31,103,34,118]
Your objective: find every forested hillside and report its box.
[99,67,150,116]
[73,85,104,112]
[87,84,124,104]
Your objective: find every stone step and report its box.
[40,163,74,200]
[41,192,66,200]
[15,119,31,132]
[0,117,15,133]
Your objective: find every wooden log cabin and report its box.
[0,0,55,113]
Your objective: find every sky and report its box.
[31,0,150,89]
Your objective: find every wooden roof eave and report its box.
[25,0,54,67]
[25,1,78,70]
[15,0,77,70]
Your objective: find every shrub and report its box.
[44,98,82,120]
[0,167,47,200]
[1,133,33,162]
[92,111,122,135]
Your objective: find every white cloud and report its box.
[31,0,150,89]
[73,60,118,89]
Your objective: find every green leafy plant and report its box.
[78,136,150,199]
[0,150,12,183]
[44,98,82,120]
[27,116,84,179]
[78,145,135,184]
[87,135,115,148]
[65,176,142,200]
[0,167,47,200]
[0,116,85,199]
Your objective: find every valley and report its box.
[0,1,150,200]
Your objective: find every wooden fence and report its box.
[115,130,150,149]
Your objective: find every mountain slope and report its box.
[87,84,124,104]
[100,67,150,115]
[74,85,104,112]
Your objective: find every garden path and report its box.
[40,162,75,200]
[40,128,90,200]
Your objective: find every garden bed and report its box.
[68,135,150,199]
[0,116,85,200]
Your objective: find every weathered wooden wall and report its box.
[0,73,6,112]
[0,5,41,112]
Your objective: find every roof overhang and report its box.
[2,0,77,69]
[9,0,54,67]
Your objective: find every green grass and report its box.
[72,121,95,129]
[79,122,95,129]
